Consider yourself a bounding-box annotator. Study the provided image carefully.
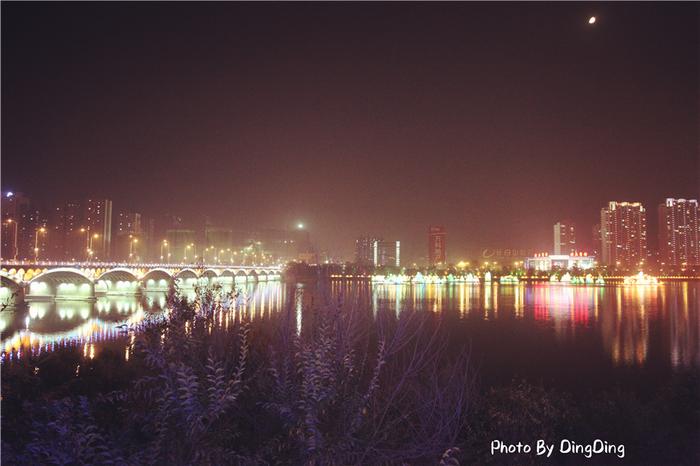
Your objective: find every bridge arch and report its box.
[1,275,23,303]
[174,268,199,288]
[97,268,140,282]
[142,268,174,291]
[142,268,173,281]
[95,268,141,295]
[28,268,94,300]
[200,269,219,279]
[175,268,199,279]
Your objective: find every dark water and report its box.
[2,280,699,390]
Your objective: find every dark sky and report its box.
[2,2,698,262]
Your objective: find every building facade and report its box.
[658,198,699,267]
[48,201,83,260]
[525,252,596,271]
[553,220,576,255]
[600,201,648,268]
[83,198,113,260]
[373,240,400,267]
[428,226,446,265]
[114,210,143,262]
[355,236,381,265]
[1,191,46,261]
[166,229,197,262]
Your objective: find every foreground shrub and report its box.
[3,285,473,465]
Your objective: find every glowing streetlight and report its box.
[129,236,139,262]
[588,16,596,25]
[160,239,169,262]
[297,223,304,229]
[34,227,47,261]
[4,219,19,260]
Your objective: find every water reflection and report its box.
[1,282,286,361]
[2,281,699,370]
[364,282,700,369]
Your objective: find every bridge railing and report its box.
[0,260,282,271]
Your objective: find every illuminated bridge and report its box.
[0,261,282,303]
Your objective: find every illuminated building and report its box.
[373,240,401,267]
[658,198,699,267]
[525,252,596,271]
[600,202,647,268]
[553,220,576,255]
[244,228,312,264]
[116,211,142,236]
[202,226,233,262]
[48,201,83,260]
[355,236,381,265]
[166,229,197,262]
[114,211,143,261]
[1,191,46,261]
[428,225,446,265]
[84,198,113,260]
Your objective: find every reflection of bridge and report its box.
[0,262,283,302]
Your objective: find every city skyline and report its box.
[2,3,697,261]
[2,189,700,268]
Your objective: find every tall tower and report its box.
[553,220,576,255]
[84,198,113,260]
[600,202,647,268]
[355,236,380,265]
[658,198,699,267]
[428,225,446,265]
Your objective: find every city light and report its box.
[0,4,696,462]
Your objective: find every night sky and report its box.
[2,3,698,262]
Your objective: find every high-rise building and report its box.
[553,220,576,255]
[373,240,400,267]
[83,198,113,260]
[246,228,311,264]
[1,191,46,261]
[600,202,648,268]
[355,236,381,265]
[115,211,142,236]
[48,201,83,261]
[166,229,197,262]
[114,211,143,262]
[204,226,233,262]
[658,198,700,267]
[428,225,446,265]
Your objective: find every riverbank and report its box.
[2,285,699,464]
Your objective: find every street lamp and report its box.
[160,240,169,262]
[91,234,100,260]
[4,219,19,261]
[80,227,90,261]
[34,227,47,261]
[129,236,139,262]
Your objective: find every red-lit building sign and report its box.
[428,225,446,265]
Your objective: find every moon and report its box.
[588,16,596,25]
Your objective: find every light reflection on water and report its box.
[2,281,699,370]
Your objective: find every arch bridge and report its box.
[0,261,282,302]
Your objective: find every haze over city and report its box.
[3,3,700,465]
[3,2,698,263]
